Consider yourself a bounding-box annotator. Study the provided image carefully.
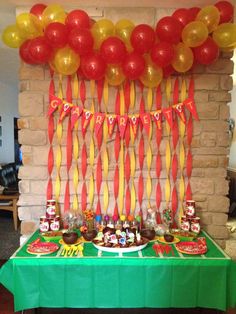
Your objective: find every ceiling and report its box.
[0,0,235,87]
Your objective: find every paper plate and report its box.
[175,241,207,255]
[156,236,180,244]
[92,242,148,253]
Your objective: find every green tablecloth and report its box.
[1,230,236,312]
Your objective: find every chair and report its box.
[0,163,19,230]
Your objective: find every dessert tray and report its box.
[175,241,207,255]
[92,241,148,253]
[27,240,59,255]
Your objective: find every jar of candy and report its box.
[39,216,50,233]
[181,216,190,232]
[185,200,195,217]
[50,216,60,231]
[190,217,200,234]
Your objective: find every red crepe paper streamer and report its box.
[139,135,145,170]
[96,155,102,216]
[115,87,120,116]
[125,124,130,148]
[124,80,130,113]
[81,143,87,180]
[125,186,131,216]
[114,165,119,200]
[125,152,131,184]
[186,151,192,178]
[187,116,193,147]
[156,153,162,178]
[80,78,86,108]
[46,71,55,200]
[138,174,144,209]
[156,85,162,111]
[81,182,87,212]
[172,153,178,183]
[97,79,104,110]
[114,130,121,162]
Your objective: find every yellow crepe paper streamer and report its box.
[164,78,172,206]
[119,85,125,215]
[88,91,95,209]
[103,78,109,112]
[55,74,63,214]
[72,74,79,211]
[130,126,136,214]
[178,77,187,222]
[130,81,135,110]
[147,87,153,111]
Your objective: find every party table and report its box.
[1,230,236,312]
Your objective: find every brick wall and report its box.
[17,7,234,247]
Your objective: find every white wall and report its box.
[0,82,18,164]
[229,51,236,171]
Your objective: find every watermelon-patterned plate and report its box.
[27,241,59,255]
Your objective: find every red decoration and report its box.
[100,37,127,64]
[96,155,102,195]
[79,78,86,107]
[81,53,106,80]
[188,7,201,21]
[94,113,105,136]
[68,28,94,56]
[122,52,145,80]
[97,79,104,109]
[162,107,173,128]
[130,24,155,54]
[124,80,130,113]
[65,9,90,30]
[172,8,190,26]
[45,22,68,48]
[81,110,93,135]
[19,40,35,64]
[151,42,175,68]
[193,37,219,65]
[184,98,199,121]
[28,37,52,64]
[81,143,87,179]
[117,115,128,138]
[107,114,117,138]
[81,182,87,212]
[156,16,183,44]
[48,95,62,116]
[114,165,119,199]
[30,4,47,20]
[172,153,178,182]
[156,182,162,210]
[173,103,186,123]
[215,1,234,23]
[140,113,151,136]
[71,106,83,129]
[156,153,162,178]
[139,135,145,170]
[129,115,139,139]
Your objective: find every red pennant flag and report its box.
[59,102,72,122]
[71,106,83,129]
[173,103,186,123]
[94,113,105,136]
[162,107,173,128]
[183,98,199,121]
[140,113,151,136]
[129,115,139,139]
[107,114,117,138]
[152,110,162,130]
[48,95,62,116]
[117,115,128,138]
[82,110,93,135]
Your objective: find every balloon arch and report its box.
[1,1,236,87]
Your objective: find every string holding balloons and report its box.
[2,1,236,87]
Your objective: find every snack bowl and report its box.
[81,229,97,241]
[164,233,174,243]
[62,231,78,245]
[140,228,156,240]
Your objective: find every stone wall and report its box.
[17,7,234,248]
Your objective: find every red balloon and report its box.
[45,22,68,48]
[30,3,47,20]
[81,53,106,80]
[77,66,86,79]
[122,52,145,80]
[130,24,155,54]
[163,64,175,78]
[19,40,35,64]
[28,36,52,64]
[68,28,94,56]
[156,16,183,44]
[151,42,175,68]
[188,7,201,21]
[172,8,190,26]
[65,10,90,30]
[215,1,234,23]
[193,37,219,65]
[100,37,127,64]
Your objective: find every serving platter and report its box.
[92,242,148,253]
[27,242,59,255]
[175,241,207,255]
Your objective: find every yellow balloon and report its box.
[196,5,220,33]
[91,19,115,50]
[213,23,236,48]
[54,46,80,76]
[42,4,66,27]
[140,56,163,88]
[115,19,135,51]
[16,13,42,39]
[2,24,24,48]
[182,21,208,47]
[106,65,125,86]
[172,43,193,73]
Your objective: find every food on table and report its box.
[62,231,79,244]
[27,239,59,255]
[164,233,174,242]
[140,228,156,240]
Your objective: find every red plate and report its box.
[27,241,59,255]
[175,241,207,255]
